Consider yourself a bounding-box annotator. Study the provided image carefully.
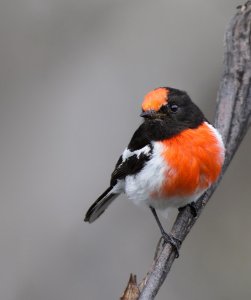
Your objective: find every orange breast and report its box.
[160,123,224,197]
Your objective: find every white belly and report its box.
[125,142,167,207]
[124,141,207,212]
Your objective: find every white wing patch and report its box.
[112,145,152,194]
[122,145,151,162]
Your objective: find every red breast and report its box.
[159,122,224,198]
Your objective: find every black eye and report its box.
[170,104,178,113]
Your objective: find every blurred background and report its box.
[1,0,251,299]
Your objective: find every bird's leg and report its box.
[150,206,181,258]
[178,201,198,218]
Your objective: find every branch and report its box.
[121,274,140,300]
[132,3,251,299]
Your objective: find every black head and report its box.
[141,87,205,134]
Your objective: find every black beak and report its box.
[140,110,156,119]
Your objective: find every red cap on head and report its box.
[142,88,169,112]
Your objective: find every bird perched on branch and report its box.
[84,87,225,256]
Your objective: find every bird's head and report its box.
[140,87,205,129]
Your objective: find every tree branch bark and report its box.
[131,3,251,299]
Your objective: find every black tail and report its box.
[84,186,119,223]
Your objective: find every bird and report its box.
[84,87,225,257]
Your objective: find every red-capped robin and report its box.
[84,87,225,257]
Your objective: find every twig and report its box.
[135,3,251,299]
[121,274,140,300]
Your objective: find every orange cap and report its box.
[142,88,169,112]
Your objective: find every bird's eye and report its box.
[170,104,178,113]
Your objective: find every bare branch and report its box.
[137,3,251,299]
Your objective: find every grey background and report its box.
[1,1,251,300]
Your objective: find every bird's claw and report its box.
[161,232,182,258]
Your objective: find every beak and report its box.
[140,110,156,119]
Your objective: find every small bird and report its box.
[84,87,225,256]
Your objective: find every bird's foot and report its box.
[178,202,198,218]
[161,232,182,258]
[149,206,181,258]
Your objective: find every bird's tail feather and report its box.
[84,186,119,223]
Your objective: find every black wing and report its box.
[110,123,153,186]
